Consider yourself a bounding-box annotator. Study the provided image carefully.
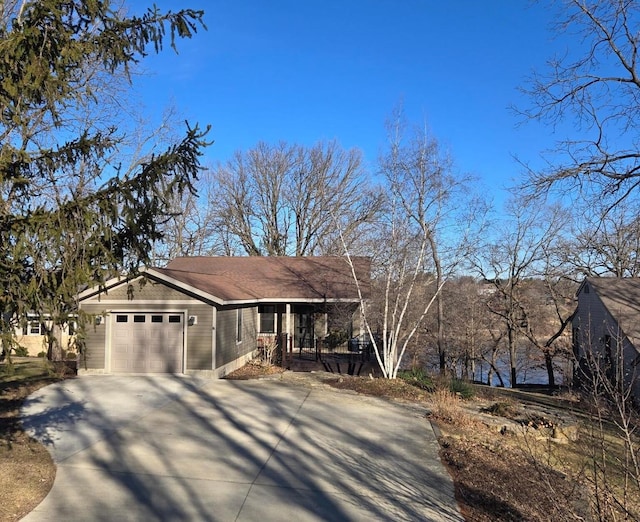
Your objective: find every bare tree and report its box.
[152,167,235,264]
[572,323,640,520]
[337,111,483,379]
[152,189,216,265]
[206,140,378,256]
[520,0,640,208]
[516,276,576,387]
[562,202,640,278]
[339,202,443,379]
[379,109,485,374]
[470,199,569,387]
[426,276,495,380]
[483,327,508,387]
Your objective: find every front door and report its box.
[293,305,314,352]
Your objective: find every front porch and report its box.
[256,301,378,375]
[258,333,378,376]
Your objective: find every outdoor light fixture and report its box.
[188,315,198,326]
[95,316,103,325]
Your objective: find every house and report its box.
[77,256,371,377]
[572,277,640,395]
[11,314,76,357]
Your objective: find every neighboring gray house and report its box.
[78,256,370,377]
[573,277,640,395]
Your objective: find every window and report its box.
[236,309,243,343]
[116,315,128,323]
[134,315,146,323]
[259,305,276,333]
[25,320,44,336]
[169,315,181,323]
[151,315,163,323]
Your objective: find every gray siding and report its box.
[77,303,107,370]
[575,282,618,354]
[96,278,194,301]
[216,306,257,367]
[186,303,214,370]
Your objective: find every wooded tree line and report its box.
[3,0,640,387]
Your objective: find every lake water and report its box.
[473,354,574,387]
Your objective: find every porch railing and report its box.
[276,335,375,375]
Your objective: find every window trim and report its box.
[236,308,243,343]
[27,320,45,336]
[258,304,276,334]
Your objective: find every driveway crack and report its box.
[234,388,312,521]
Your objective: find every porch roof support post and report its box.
[276,304,285,369]
[286,303,291,347]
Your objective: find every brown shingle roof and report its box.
[152,256,371,303]
[585,277,640,348]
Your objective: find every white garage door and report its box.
[111,313,184,373]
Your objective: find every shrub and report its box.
[257,337,279,366]
[398,368,436,391]
[325,330,349,349]
[14,345,28,357]
[37,351,47,358]
[449,378,475,399]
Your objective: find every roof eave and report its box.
[77,275,141,301]
[144,268,226,305]
[222,297,364,306]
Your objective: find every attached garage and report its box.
[110,312,184,373]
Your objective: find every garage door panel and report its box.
[111,313,183,373]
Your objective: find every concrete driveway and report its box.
[20,374,462,521]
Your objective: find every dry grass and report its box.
[327,373,433,402]
[224,359,285,380]
[429,388,473,425]
[0,358,68,522]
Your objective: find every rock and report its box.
[552,424,579,443]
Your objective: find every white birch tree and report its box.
[338,111,480,378]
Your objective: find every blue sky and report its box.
[130,1,566,206]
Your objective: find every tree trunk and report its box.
[545,351,556,388]
[46,323,64,362]
[426,233,445,374]
[486,350,506,387]
[508,325,517,388]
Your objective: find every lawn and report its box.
[0,358,64,522]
